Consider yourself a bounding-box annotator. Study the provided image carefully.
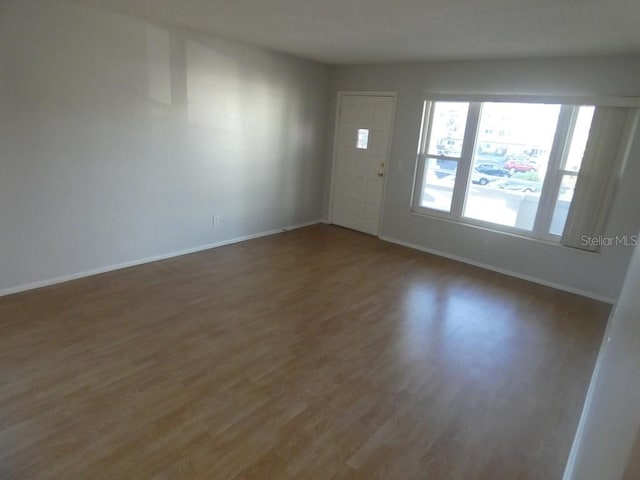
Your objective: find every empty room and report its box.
[2,0,640,478]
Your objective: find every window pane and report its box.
[464,185,537,229]
[464,103,561,231]
[549,174,578,236]
[427,102,469,157]
[356,128,369,149]
[564,106,595,172]
[419,157,457,212]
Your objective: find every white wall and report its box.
[0,0,330,293]
[329,57,640,300]
[563,231,640,479]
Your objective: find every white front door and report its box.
[331,94,395,236]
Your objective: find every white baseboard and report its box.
[0,219,322,298]
[379,235,616,304]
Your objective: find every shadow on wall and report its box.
[143,22,321,231]
[0,0,328,292]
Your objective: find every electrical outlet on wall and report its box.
[213,215,221,226]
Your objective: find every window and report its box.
[464,102,561,230]
[412,99,599,242]
[416,102,469,211]
[356,128,369,149]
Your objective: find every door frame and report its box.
[328,91,397,236]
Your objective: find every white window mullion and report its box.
[450,102,481,220]
[419,101,435,153]
[411,102,433,212]
[533,105,574,239]
[545,171,578,239]
[411,152,428,211]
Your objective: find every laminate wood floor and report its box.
[0,225,609,479]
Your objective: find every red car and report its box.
[503,155,538,173]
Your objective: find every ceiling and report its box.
[77,0,640,64]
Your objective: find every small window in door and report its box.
[356,129,370,149]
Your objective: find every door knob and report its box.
[377,172,384,177]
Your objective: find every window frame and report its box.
[411,97,590,242]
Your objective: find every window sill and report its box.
[408,209,601,255]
